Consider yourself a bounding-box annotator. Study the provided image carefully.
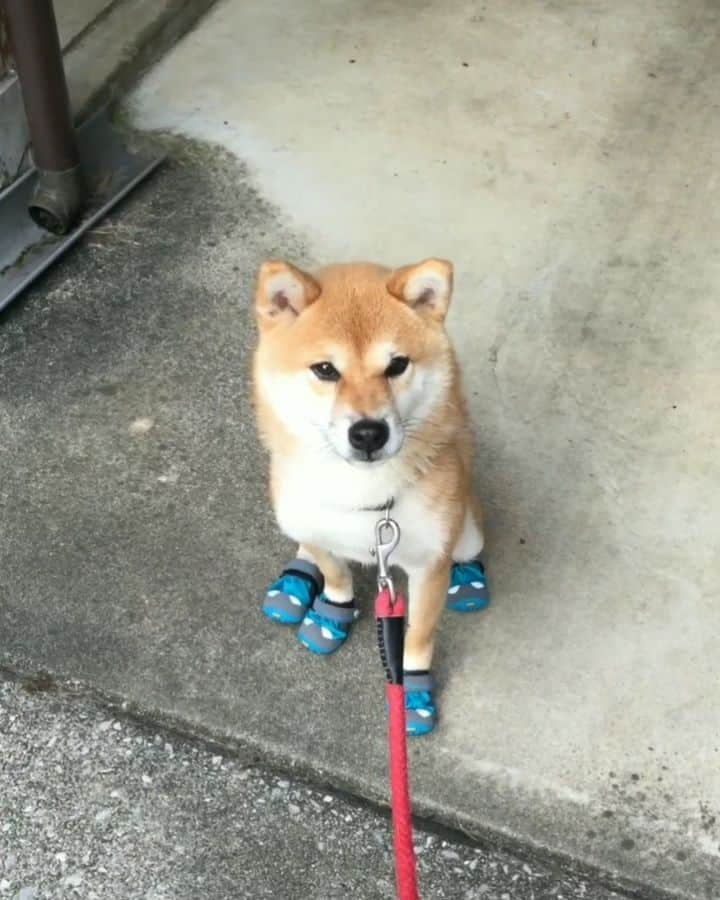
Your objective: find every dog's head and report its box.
[253,259,455,465]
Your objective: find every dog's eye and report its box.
[385,356,410,378]
[310,361,341,382]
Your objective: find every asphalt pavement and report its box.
[0,676,628,900]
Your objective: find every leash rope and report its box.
[373,516,420,900]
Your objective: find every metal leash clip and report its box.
[373,513,401,605]
[373,508,405,686]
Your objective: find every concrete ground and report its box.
[57,0,115,50]
[1,1,720,898]
[0,676,628,900]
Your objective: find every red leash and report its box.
[374,518,420,900]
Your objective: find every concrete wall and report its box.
[0,10,10,79]
[0,6,27,192]
[0,78,27,189]
[0,6,28,191]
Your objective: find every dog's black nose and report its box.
[348,418,390,455]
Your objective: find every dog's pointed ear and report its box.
[386,259,454,322]
[255,260,321,329]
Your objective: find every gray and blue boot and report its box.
[446,558,490,612]
[298,596,360,655]
[404,672,437,737]
[262,559,324,625]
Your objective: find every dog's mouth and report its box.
[348,449,388,465]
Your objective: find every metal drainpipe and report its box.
[2,0,84,234]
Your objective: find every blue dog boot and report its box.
[262,559,324,625]
[404,672,437,737]
[298,596,360,655]
[446,558,490,613]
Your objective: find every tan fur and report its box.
[252,259,483,673]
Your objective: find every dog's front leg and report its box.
[404,557,452,672]
[293,543,360,654]
[400,557,452,735]
[298,543,354,604]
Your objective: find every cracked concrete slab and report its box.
[2,1,720,897]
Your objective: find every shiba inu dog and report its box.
[253,258,489,735]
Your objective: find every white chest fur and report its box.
[273,452,449,572]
